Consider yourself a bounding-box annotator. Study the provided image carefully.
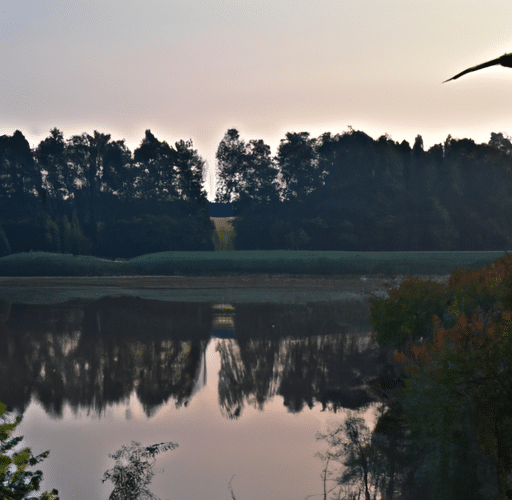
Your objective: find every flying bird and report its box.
[443,52,512,83]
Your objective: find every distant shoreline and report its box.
[0,274,450,305]
[0,250,504,278]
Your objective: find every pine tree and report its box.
[0,402,59,500]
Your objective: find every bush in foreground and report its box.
[0,402,59,500]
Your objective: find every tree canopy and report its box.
[370,253,512,499]
[3,126,512,255]
[0,129,213,258]
[218,128,512,251]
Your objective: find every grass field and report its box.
[0,250,506,277]
[211,217,236,251]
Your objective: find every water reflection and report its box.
[211,303,236,339]
[217,333,382,419]
[0,297,387,421]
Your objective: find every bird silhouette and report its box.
[443,53,512,83]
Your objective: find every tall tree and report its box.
[317,413,386,500]
[35,128,69,202]
[0,130,41,210]
[133,130,179,201]
[99,139,133,197]
[65,131,118,242]
[103,441,178,500]
[173,139,208,202]
[489,132,512,156]
[241,139,279,206]
[215,128,248,203]
[215,129,279,207]
[276,131,320,200]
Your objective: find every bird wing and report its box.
[443,56,503,83]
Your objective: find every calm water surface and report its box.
[0,292,392,500]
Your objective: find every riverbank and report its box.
[0,274,450,304]
[0,250,504,277]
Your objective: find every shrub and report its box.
[0,401,59,500]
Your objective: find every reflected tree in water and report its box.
[0,298,388,420]
[316,411,386,500]
[216,337,280,418]
[103,440,178,500]
[217,331,386,418]
[0,299,211,417]
[136,340,206,417]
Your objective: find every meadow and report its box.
[211,217,236,251]
[0,250,506,277]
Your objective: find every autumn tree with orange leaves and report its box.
[371,254,512,500]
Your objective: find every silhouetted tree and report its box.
[174,139,208,202]
[215,129,279,207]
[0,130,41,212]
[215,129,247,203]
[35,128,69,202]
[133,130,179,201]
[276,131,320,200]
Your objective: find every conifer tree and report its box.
[0,402,59,500]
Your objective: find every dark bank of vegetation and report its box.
[0,129,214,259]
[0,250,505,277]
[2,127,512,257]
[317,252,512,500]
[217,128,512,251]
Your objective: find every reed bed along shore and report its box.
[0,250,506,277]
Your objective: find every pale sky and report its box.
[2,1,512,197]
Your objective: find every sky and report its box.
[2,0,512,198]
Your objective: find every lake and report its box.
[0,276,409,500]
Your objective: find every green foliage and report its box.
[68,211,91,255]
[0,402,59,500]
[102,440,178,500]
[96,211,213,259]
[371,254,512,499]
[398,371,483,500]
[316,410,387,500]
[2,219,45,253]
[370,277,449,350]
[212,217,236,251]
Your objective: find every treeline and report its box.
[217,128,512,250]
[0,129,213,258]
[3,126,512,257]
